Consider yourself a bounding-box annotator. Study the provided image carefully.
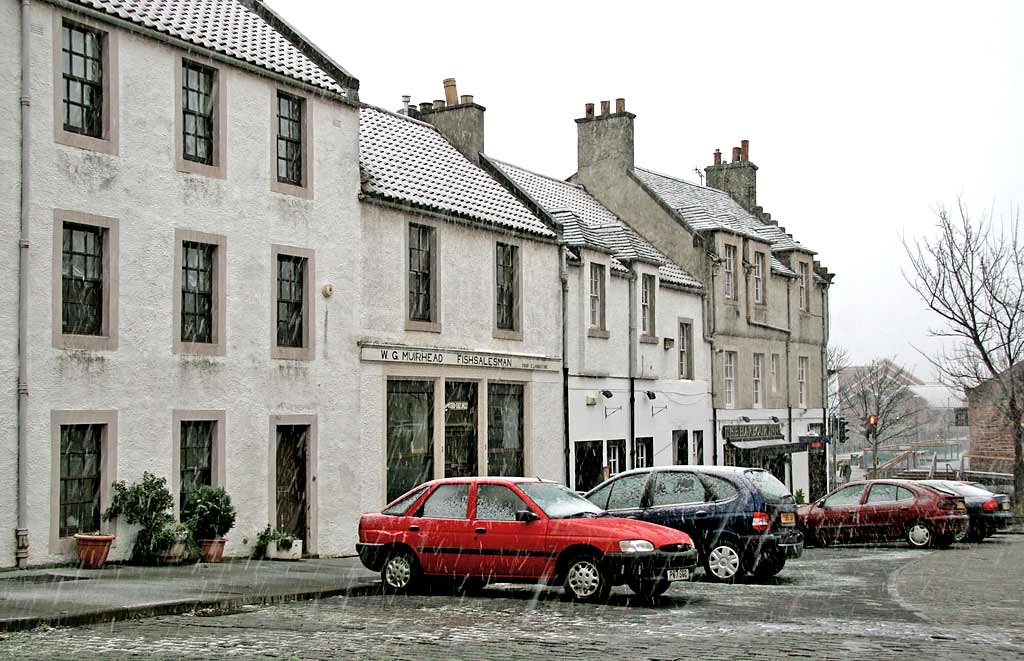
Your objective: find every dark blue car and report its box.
[585,466,803,582]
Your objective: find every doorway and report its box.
[673,430,689,465]
[276,424,308,546]
[444,381,478,477]
[574,440,603,492]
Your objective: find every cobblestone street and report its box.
[2,535,1022,659]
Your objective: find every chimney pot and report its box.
[741,139,749,161]
[713,149,722,166]
[460,94,473,105]
[615,98,625,113]
[419,101,433,113]
[433,99,446,110]
[732,146,741,162]
[584,103,594,119]
[401,95,411,114]
[443,78,458,106]
[600,100,610,115]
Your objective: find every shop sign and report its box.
[721,423,784,441]
[360,343,560,372]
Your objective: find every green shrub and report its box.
[794,488,806,505]
[183,485,237,539]
[103,472,176,564]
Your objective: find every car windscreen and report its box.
[520,482,605,518]
[744,469,795,504]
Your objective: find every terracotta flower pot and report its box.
[74,533,115,569]
[199,538,226,563]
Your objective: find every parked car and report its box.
[357,477,699,601]
[583,467,803,583]
[920,480,1012,541]
[798,479,969,549]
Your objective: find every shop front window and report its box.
[387,380,434,502]
[487,383,524,476]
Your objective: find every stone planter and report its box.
[198,538,226,563]
[266,539,302,561]
[159,540,188,565]
[74,533,115,569]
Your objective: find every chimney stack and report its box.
[705,138,759,211]
[615,98,625,113]
[600,100,610,115]
[585,103,594,119]
[443,78,458,106]
[576,96,637,188]
[418,78,486,163]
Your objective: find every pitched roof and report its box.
[490,158,702,290]
[359,108,555,238]
[632,167,811,256]
[67,0,355,96]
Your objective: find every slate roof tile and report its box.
[491,158,702,290]
[69,0,349,94]
[360,108,555,238]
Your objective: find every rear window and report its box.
[382,485,428,516]
[744,470,794,504]
[930,482,992,497]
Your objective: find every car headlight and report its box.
[619,539,655,553]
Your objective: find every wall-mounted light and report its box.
[645,391,657,400]
[601,390,614,399]
[740,415,751,423]
[584,394,597,406]
[770,416,780,423]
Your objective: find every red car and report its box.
[357,477,699,601]
[798,479,969,549]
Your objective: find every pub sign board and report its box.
[721,423,784,442]
[359,343,561,372]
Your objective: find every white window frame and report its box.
[753,353,764,408]
[678,320,693,380]
[799,262,809,311]
[798,356,809,408]
[723,244,736,299]
[588,262,607,336]
[724,351,736,408]
[753,252,765,305]
[770,353,780,394]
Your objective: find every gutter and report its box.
[16,0,32,569]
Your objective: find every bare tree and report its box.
[826,345,850,424]
[838,358,922,467]
[903,200,1024,509]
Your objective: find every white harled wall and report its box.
[0,3,363,567]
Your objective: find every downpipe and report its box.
[627,264,637,469]
[560,243,570,487]
[16,0,32,569]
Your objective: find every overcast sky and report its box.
[269,0,1021,378]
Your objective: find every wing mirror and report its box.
[515,509,540,522]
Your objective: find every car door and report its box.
[815,483,868,542]
[859,483,902,540]
[471,483,549,579]
[409,482,477,576]
[597,472,652,519]
[643,470,708,544]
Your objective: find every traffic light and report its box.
[837,417,848,443]
[866,414,878,439]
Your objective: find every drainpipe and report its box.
[821,284,831,491]
[627,263,637,469]
[16,0,32,569]
[560,243,570,486]
[705,250,719,466]
[785,278,793,490]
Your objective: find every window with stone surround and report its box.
[753,353,765,408]
[179,420,213,512]
[272,245,315,360]
[724,244,737,299]
[54,210,119,351]
[408,224,436,325]
[59,423,103,537]
[678,321,693,379]
[641,274,656,337]
[495,242,519,334]
[799,262,810,311]
[724,351,736,408]
[753,252,766,304]
[276,91,304,186]
[589,263,606,330]
[61,22,103,138]
[799,356,809,407]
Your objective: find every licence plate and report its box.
[780,512,796,526]
[956,501,966,510]
[1002,502,1011,511]
[667,569,689,582]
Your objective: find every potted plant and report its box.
[158,522,193,564]
[183,485,237,563]
[73,531,116,569]
[103,472,177,565]
[254,526,302,561]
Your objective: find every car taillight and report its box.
[938,498,954,510]
[752,512,770,532]
[983,499,999,512]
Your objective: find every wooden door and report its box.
[276,425,308,545]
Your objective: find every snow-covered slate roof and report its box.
[632,167,811,263]
[360,108,555,238]
[67,0,353,95]
[490,158,702,290]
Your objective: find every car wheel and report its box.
[381,548,420,592]
[703,540,744,583]
[954,526,969,543]
[627,577,670,599]
[905,521,934,549]
[562,554,612,602]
